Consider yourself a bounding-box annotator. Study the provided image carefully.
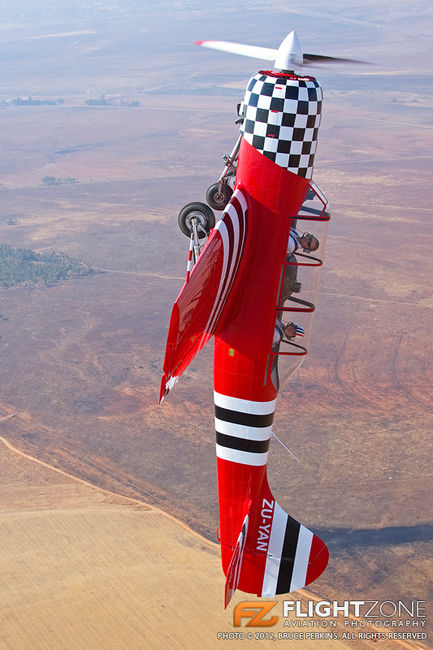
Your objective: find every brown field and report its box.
[1,437,424,650]
[0,2,431,647]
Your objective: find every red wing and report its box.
[160,190,248,401]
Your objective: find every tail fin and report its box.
[219,469,328,601]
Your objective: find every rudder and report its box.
[260,501,328,597]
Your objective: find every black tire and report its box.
[206,182,233,211]
[178,202,216,239]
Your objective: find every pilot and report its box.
[287,228,319,256]
[280,229,319,308]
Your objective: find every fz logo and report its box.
[233,601,278,627]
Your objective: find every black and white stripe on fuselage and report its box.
[214,391,276,466]
[214,390,315,596]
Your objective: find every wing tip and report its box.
[159,373,178,403]
[159,377,166,404]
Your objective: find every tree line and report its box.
[0,244,96,287]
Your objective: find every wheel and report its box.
[178,202,216,239]
[206,182,233,211]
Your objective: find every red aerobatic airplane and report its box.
[160,31,357,606]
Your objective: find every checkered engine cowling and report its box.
[240,71,323,179]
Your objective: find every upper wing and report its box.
[159,189,248,402]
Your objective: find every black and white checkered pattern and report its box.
[240,72,323,179]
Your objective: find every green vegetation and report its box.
[85,94,111,107]
[42,176,77,186]
[0,244,97,288]
[85,95,140,107]
[8,97,63,106]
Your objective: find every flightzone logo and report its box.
[234,601,278,627]
[216,599,429,643]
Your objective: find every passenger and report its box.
[273,319,304,350]
[271,319,304,390]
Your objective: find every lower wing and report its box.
[160,189,248,401]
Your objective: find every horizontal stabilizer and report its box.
[225,507,250,608]
[160,189,248,401]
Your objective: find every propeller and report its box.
[196,31,366,71]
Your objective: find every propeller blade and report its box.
[196,35,370,70]
[303,53,369,65]
[196,40,276,62]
